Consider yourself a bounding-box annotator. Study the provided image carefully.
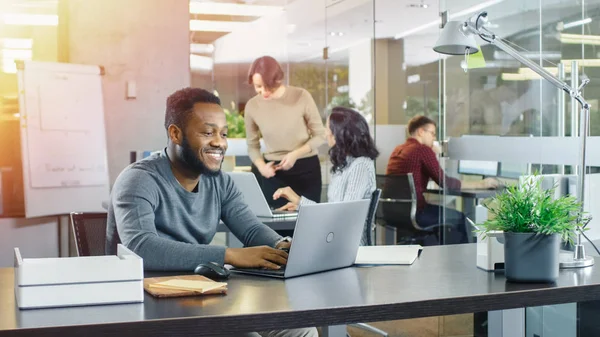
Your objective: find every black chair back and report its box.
[375,174,421,232]
[70,212,112,256]
[364,188,382,246]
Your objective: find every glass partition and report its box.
[439,0,600,334]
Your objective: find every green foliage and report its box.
[224,107,245,139]
[478,175,588,243]
[326,92,356,111]
[289,64,346,112]
[405,96,439,121]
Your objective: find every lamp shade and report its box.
[433,21,480,55]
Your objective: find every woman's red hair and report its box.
[248,56,284,90]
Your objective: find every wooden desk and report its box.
[2,244,600,337]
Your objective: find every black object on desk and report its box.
[194,262,231,280]
[425,188,504,199]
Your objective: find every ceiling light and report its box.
[10,0,57,9]
[2,38,33,49]
[518,67,558,76]
[3,14,58,26]
[190,54,213,72]
[560,33,600,45]
[561,59,600,67]
[560,33,600,41]
[493,51,561,60]
[501,73,541,81]
[558,18,592,31]
[189,2,282,17]
[2,49,33,59]
[459,60,520,68]
[329,32,344,36]
[190,43,215,54]
[394,0,504,39]
[407,74,421,83]
[189,20,245,32]
[561,38,600,45]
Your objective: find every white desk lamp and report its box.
[433,11,594,268]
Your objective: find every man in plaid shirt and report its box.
[386,115,497,243]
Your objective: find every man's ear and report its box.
[167,124,183,145]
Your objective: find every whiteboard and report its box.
[17,61,110,217]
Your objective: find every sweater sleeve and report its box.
[220,174,282,247]
[244,99,262,163]
[302,90,326,151]
[299,196,317,205]
[111,169,227,271]
[339,158,376,201]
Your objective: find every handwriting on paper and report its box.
[44,164,105,173]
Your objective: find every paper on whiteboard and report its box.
[39,75,91,132]
[22,68,108,188]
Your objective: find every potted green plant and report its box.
[224,106,246,139]
[478,175,588,283]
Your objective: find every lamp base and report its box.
[560,256,594,268]
[560,248,595,269]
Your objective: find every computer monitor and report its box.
[458,160,499,177]
[498,162,529,179]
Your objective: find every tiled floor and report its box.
[344,314,474,337]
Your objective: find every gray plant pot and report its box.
[504,232,561,283]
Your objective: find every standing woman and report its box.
[245,56,326,208]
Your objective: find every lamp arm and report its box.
[491,37,574,94]
[466,17,590,206]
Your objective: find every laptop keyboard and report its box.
[234,266,286,276]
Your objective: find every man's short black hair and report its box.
[164,87,221,132]
[407,115,436,135]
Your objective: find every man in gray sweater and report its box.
[106,88,315,336]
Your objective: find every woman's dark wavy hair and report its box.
[328,107,379,173]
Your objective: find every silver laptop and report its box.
[228,172,297,218]
[230,199,371,279]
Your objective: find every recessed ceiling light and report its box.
[329,32,344,37]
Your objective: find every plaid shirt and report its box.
[386,138,461,211]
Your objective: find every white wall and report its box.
[62,0,190,185]
[349,39,372,109]
[0,217,59,267]
[372,125,406,174]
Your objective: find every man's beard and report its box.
[180,135,221,176]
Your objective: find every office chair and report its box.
[375,174,454,245]
[70,212,115,256]
[363,188,382,246]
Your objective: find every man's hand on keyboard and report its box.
[225,246,288,270]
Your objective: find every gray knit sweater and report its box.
[301,156,376,245]
[106,149,282,271]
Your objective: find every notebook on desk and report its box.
[354,245,423,265]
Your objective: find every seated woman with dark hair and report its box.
[273,106,379,245]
